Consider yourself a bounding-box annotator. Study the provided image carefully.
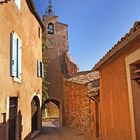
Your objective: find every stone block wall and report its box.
[64,81,97,135]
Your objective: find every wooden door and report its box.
[9,97,18,140]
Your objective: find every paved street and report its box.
[33,126,97,140]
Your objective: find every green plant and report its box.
[42,42,48,105]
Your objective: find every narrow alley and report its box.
[1,1,140,140]
[33,126,97,140]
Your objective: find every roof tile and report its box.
[93,21,140,70]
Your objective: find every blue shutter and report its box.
[37,60,40,77]
[15,0,20,9]
[42,63,44,78]
[10,33,18,77]
[17,38,22,79]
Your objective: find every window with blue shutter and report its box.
[10,33,18,77]
[10,32,22,80]
[37,60,41,77]
[15,0,20,9]
[41,63,44,78]
[17,38,22,79]
[37,60,44,78]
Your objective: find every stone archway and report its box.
[42,97,62,127]
[31,96,40,132]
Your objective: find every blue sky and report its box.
[34,0,140,71]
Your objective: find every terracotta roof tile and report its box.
[66,71,99,85]
[93,21,140,70]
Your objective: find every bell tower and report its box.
[42,0,78,126]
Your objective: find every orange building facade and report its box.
[93,22,140,140]
[0,0,45,140]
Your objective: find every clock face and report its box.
[48,23,54,34]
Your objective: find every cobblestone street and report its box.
[33,126,97,140]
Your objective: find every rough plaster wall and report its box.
[0,1,42,140]
[99,37,140,140]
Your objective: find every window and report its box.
[48,22,54,34]
[131,62,140,84]
[41,62,44,78]
[38,27,41,38]
[15,0,20,9]
[37,60,44,78]
[10,32,22,81]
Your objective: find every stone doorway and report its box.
[31,96,40,132]
[42,98,61,127]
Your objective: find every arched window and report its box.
[48,22,54,34]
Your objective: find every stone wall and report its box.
[65,52,78,78]
[64,81,97,135]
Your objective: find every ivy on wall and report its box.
[42,37,57,106]
[42,42,48,105]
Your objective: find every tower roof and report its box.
[45,0,55,16]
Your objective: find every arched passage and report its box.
[45,102,59,118]
[42,98,62,127]
[31,96,40,132]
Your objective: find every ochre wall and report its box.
[64,81,98,136]
[0,1,42,140]
[99,36,140,140]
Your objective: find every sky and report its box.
[34,0,140,71]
